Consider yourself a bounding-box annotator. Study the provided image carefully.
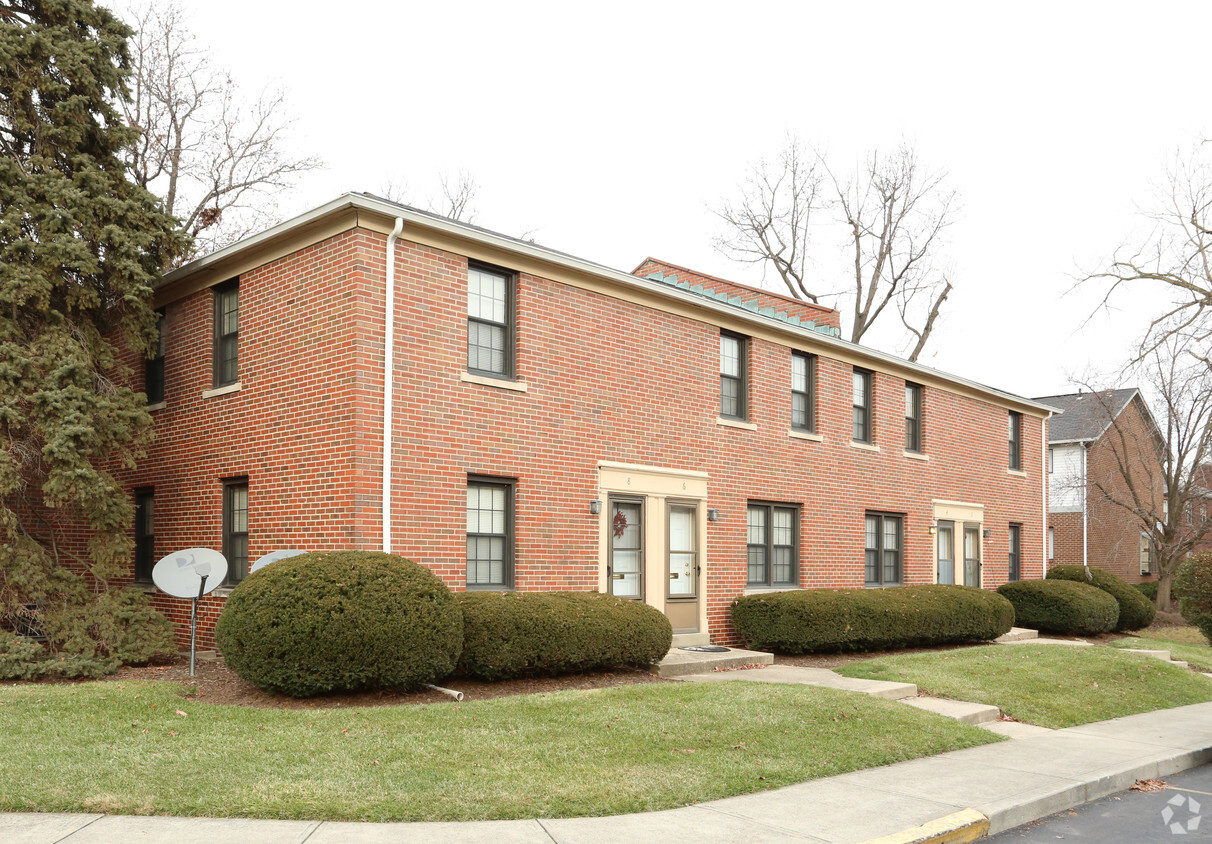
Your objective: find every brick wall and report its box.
[121,226,1047,649]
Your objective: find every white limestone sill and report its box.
[460,372,528,393]
[849,441,881,453]
[201,382,242,399]
[718,417,757,431]
[788,430,823,442]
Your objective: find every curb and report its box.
[860,808,989,844]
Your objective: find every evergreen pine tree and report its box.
[0,0,187,672]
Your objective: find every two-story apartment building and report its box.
[127,193,1053,648]
[1036,389,1164,583]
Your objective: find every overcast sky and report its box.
[140,1,1209,400]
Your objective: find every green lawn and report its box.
[836,644,1212,729]
[1111,632,1212,672]
[0,679,998,822]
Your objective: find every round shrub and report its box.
[215,552,462,697]
[455,591,672,681]
[997,579,1119,635]
[1176,552,1212,645]
[729,585,1014,653]
[1133,581,1158,603]
[1046,565,1156,631]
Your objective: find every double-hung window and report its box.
[791,352,816,432]
[134,489,155,582]
[864,512,902,586]
[1008,523,1022,581]
[720,332,747,420]
[747,503,798,587]
[1139,533,1154,575]
[852,368,873,443]
[905,382,923,452]
[146,311,165,404]
[1008,411,1023,470]
[467,265,514,378]
[213,281,239,387]
[223,478,248,584]
[467,477,514,588]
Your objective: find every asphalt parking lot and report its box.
[989,763,1212,841]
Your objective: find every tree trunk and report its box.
[1157,573,1173,613]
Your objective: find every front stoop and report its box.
[900,696,1000,725]
[653,646,773,677]
[995,627,1039,643]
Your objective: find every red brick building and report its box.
[1035,389,1164,583]
[129,194,1053,648]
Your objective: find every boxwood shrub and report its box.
[454,591,672,680]
[1133,581,1158,602]
[215,552,462,697]
[1176,552,1212,644]
[729,585,1014,653]
[1046,565,1156,631]
[997,579,1119,635]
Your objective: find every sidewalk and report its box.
[5,701,1212,844]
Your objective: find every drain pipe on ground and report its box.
[382,217,404,554]
[423,683,464,701]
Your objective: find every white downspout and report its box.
[382,217,404,553]
[1041,415,1049,574]
[1081,444,1089,570]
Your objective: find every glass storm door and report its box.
[963,524,981,587]
[936,521,955,585]
[666,503,699,633]
[608,499,643,599]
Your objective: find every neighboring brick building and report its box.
[126,193,1053,649]
[1035,389,1165,583]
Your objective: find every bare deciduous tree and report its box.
[715,139,956,361]
[1088,145,1212,365]
[379,170,480,223]
[119,2,321,262]
[1082,338,1212,611]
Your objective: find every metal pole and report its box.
[189,574,208,678]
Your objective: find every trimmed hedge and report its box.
[215,552,463,697]
[997,579,1119,635]
[729,585,1014,653]
[1134,581,1158,602]
[454,591,672,680]
[1046,565,1156,631]
[1176,552,1212,644]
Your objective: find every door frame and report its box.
[932,499,984,586]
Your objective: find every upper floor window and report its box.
[1008,523,1022,581]
[905,382,923,452]
[791,352,816,433]
[213,280,239,387]
[1047,526,1055,561]
[747,502,799,587]
[852,368,873,443]
[1008,411,1023,470]
[865,511,902,586]
[146,311,165,404]
[467,264,514,378]
[134,488,155,582]
[720,332,747,420]
[467,476,514,588]
[223,478,249,584]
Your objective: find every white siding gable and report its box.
[1049,444,1084,512]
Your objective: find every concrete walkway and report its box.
[5,701,1212,844]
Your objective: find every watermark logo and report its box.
[1162,793,1202,835]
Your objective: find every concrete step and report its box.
[653,646,773,677]
[675,664,918,699]
[980,720,1055,739]
[995,627,1039,643]
[900,695,1000,725]
[999,637,1093,647]
[670,632,710,647]
[1118,647,1189,670]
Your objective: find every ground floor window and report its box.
[467,476,514,588]
[865,512,902,586]
[223,478,248,584]
[1140,533,1154,575]
[1008,523,1022,581]
[747,502,798,587]
[134,488,155,582]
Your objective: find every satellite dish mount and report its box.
[151,548,229,676]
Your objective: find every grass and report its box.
[836,644,1212,729]
[0,679,999,822]
[1111,628,1212,672]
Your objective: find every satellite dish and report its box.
[250,548,306,574]
[152,548,228,599]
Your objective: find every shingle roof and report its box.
[1032,388,1140,443]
